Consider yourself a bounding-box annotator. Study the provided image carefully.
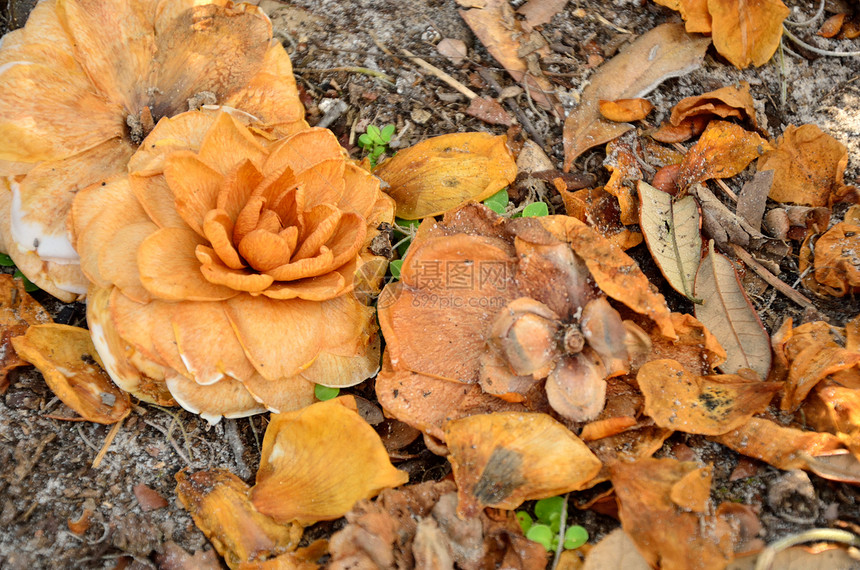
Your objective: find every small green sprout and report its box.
[12,269,39,292]
[0,253,15,267]
[483,188,509,214]
[389,259,403,279]
[314,384,340,401]
[522,201,549,217]
[516,496,589,553]
[359,124,395,167]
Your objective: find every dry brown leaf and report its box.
[806,385,860,461]
[711,417,845,471]
[736,170,774,232]
[586,424,673,486]
[556,185,642,250]
[810,222,860,296]
[610,458,739,569]
[374,132,517,219]
[175,469,303,570]
[758,124,851,207]
[639,359,780,435]
[598,98,654,123]
[445,412,602,516]
[694,242,772,379]
[650,115,710,144]
[638,180,701,299]
[459,0,563,116]
[730,543,860,570]
[819,13,848,38]
[644,312,727,375]
[562,24,711,170]
[580,416,638,441]
[0,274,52,392]
[516,0,568,30]
[251,397,409,525]
[582,529,651,570]
[677,121,772,189]
[709,0,790,68]
[466,97,514,126]
[670,464,713,513]
[669,82,758,128]
[604,136,642,226]
[11,323,130,424]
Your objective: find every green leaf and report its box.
[564,525,589,549]
[12,270,39,292]
[0,253,15,267]
[516,511,533,534]
[367,124,382,142]
[535,496,565,524]
[314,384,340,401]
[389,259,403,279]
[483,188,509,214]
[380,124,396,142]
[522,202,549,217]
[358,133,373,148]
[526,524,554,551]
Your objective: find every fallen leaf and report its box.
[610,458,738,569]
[644,312,727,375]
[709,0,790,67]
[155,541,222,570]
[669,82,758,128]
[735,170,774,231]
[11,324,130,424]
[670,464,713,513]
[175,469,303,569]
[582,529,651,570]
[459,0,563,116]
[586,424,673,486]
[638,180,702,299]
[639,359,780,435]
[758,124,851,207]
[818,13,847,38]
[437,37,469,65]
[68,509,94,536]
[599,98,654,122]
[562,24,711,170]
[445,412,602,517]
[0,274,52,392]
[694,241,771,379]
[810,222,860,297]
[466,97,514,126]
[711,417,844,471]
[730,543,860,570]
[516,0,569,30]
[801,451,860,484]
[374,132,517,219]
[692,183,781,253]
[580,416,638,441]
[677,121,772,189]
[650,115,710,143]
[806,385,860,461]
[604,136,643,225]
[556,185,642,250]
[133,483,168,511]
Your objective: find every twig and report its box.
[224,419,251,480]
[783,0,825,27]
[477,68,547,148]
[593,13,632,34]
[754,528,860,570]
[293,66,395,84]
[782,26,860,57]
[550,493,570,570]
[401,48,479,99]
[92,416,125,469]
[730,244,823,317]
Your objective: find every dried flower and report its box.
[78,110,393,421]
[0,0,306,300]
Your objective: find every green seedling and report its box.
[359,124,395,167]
[483,188,509,214]
[314,384,340,401]
[522,201,549,217]
[12,269,39,292]
[0,253,15,267]
[516,496,589,553]
[389,259,403,279]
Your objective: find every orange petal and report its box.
[127,111,215,176]
[232,195,266,244]
[263,128,344,179]
[217,159,264,222]
[163,151,225,236]
[299,342,381,388]
[238,229,296,272]
[166,373,266,424]
[324,212,367,268]
[196,112,267,175]
[110,287,165,367]
[445,412,602,517]
[293,158,346,209]
[11,323,130,424]
[225,294,325,381]
[251,397,409,525]
[196,245,274,293]
[337,162,379,218]
[261,271,346,301]
[294,204,341,260]
[264,247,334,281]
[128,174,188,229]
[0,274,52,391]
[580,297,630,377]
[242,372,316,414]
[138,227,239,301]
[98,221,159,303]
[202,209,243,269]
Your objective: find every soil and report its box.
[1,0,859,568]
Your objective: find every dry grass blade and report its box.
[694,241,772,378]
[639,181,702,299]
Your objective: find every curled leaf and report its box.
[669,82,758,128]
[0,274,52,392]
[598,98,654,122]
[374,132,517,219]
[445,412,602,517]
[11,324,130,424]
[810,223,860,296]
[638,181,701,299]
[251,396,408,525]
[694,241,771,379]
[677,121,772,189]
[638,359,780,435]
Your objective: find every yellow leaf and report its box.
[708,0,790,68]
[677,120,772,189]
[374,132,516,219]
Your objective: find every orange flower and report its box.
[0,0,306,301]
[77,110,394,422]
[378,204,663,433]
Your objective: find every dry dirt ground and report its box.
[1,0,859,568]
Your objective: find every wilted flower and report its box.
[378,204,666,434]
[0,0,306,300]
[78,110,394,422]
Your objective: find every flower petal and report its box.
[224,294,324,381]
[151,2,270,119]
[98,221,159,303]
[196,245,274,293]
[261,271,346,301]
[263,128,344,179]
[251,397,409,525]
[217,159,263,222]
[232,195,265,244]
[325,212,367,268]
[163,151,225,236]
[237,229,296,272]
[242,372,316,414]
[128,174,188,229]
[196,112,267,175]
[202,209,243,269]
[138,227,239,301]
[294,158,345,209]
[299,333,381,388]
[545,352,608,422]
[580,297,630,377]
[166,372,266,424]
[109,287,166,366]
[337,162,379,218]
[294,204,340,260]
[127,111,215,176]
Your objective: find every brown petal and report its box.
[251,397,409,525]
[338,162,380,218]
[488,297,561,378]
[166,373,266,424]
[232,195,266,245]
[323,212,367,269]
[164,151,225,236]
[445,412,602,516]
[202,209,244,270]
[242,372,316,414]
[196,246,274,293]
[127,112,214,176]
[0,274,52,391]
[478,350,540,402]
[580,297,630,377]
[546,352,607,422]
[98,221,159,303]
[128,174,188,229]
[138,227,239,301]
[225,294,325,381]
[196,112,267,175]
